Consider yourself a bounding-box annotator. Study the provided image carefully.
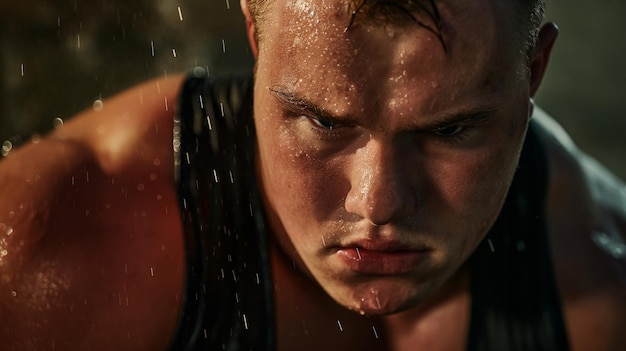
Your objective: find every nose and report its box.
[344,138,419,226]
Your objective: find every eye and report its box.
[301,114,356,142]
[432,125,465,137]
[308,116,337,130]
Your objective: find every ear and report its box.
[529,22,559,97]
[240,0,259,59]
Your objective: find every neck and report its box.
[382,265,471,351]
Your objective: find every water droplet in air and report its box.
[192,67,206,77]
[372,325,379,338]
[487,238,495,252]
[1,141,12,157]
[93,99,104,111]
[53,118,64,128]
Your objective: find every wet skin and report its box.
[1,1,624,349]
[251,0,538,316]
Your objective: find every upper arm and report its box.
[0,75,186,350]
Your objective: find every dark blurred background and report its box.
[1,0,624,178]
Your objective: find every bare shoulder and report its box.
[0,75,186,350]
[51,74,186,175]
[533,107,626,351]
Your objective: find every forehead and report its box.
[258,0,524,117]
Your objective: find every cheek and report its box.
[431,117,526,214]
[424,130,525,252]
[439,149,516,212]
[256,120,347,226]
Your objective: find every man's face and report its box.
[253,0,532,315]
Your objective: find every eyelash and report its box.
[308,115,337,130]
[431,125,472,144]
[300,115,344,139]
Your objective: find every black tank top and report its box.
[170,73,570,351]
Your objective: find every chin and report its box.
[329,279,436,316]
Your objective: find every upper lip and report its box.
[338,239,430,252]
[326,222,432,252]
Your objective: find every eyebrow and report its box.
[268,85,501,130]
[269,86,359,125]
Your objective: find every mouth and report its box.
[335,243,430,275]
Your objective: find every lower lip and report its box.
[335,248,427,275]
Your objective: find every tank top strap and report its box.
[170,71,275,351]
[467,122,570,351]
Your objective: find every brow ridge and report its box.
[269,85,501,131]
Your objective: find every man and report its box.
[0,0,624,350]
